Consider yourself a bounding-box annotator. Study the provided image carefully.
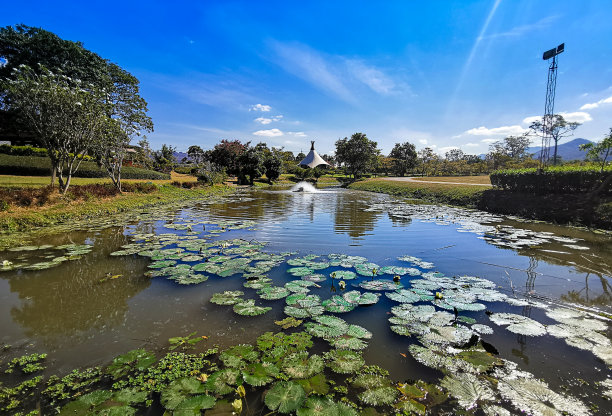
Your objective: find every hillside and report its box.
[528,138,592,161]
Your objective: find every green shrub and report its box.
[174,166,198,175]
[0,154,170,180]
[490,165,612,194]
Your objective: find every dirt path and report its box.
[383,177,492,186]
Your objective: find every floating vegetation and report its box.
[264,381,306,413]
[322,295,357,313]
[233,300,272,316]
[210,290,244,305]
[324,349,365,374]
[488,313,547,336]
[258,285,291,300]
[331,270,357,280]
[342,290,380,305]
[359,279,404,291]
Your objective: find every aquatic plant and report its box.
[488,313,547,336]
[210,290,244,305]
[233,299,272,316]
[440,373,495,410]
[4,353,47,374]
[264,381,306,413]
[106,349,156,378]
[258,285,291,300]
[282,351,325,379]
[342,290,380,305]
[168,332,204,351]
[324,350,365,374]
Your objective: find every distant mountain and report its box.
[527,138,593,161]
[173,151,189,162]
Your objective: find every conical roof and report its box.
[298,141,330,168]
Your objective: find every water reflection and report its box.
[333,191,381,239]
[4,228,151,343]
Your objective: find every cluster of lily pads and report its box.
[0,243,93,272]
[365,201,590,251]
[1,329,456,415]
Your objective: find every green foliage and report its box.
[324,350,365,374]
[0,375,43,412]
[43,368,103,406]
[264,381,306,413]
[0,154,170,179]
[389,142,417,176]
[106,349,156,379]
[169,332,203,351]
[335,133,380,178]
[0,144,49,157]
[5,353,47,374]
[490,165,612,194]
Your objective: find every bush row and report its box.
[0,154,170,180]
[490,165,612,194]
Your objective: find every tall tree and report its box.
[580,128,612,173]
[389,141,417,176]
[263,150,283,183]
[153,144,177,173]
[187,145,205,165]
[237,145,264,185]
[5,67,107,193]
[445,148,465,162]
[335,132,379,178]
[210,140,246,176]
[417,147,439,176]
[529,115,580,165]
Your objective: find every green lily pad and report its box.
[210,290,244,305]
[233,300,272,316]
[265,381,306,414]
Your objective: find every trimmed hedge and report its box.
[0,154,170,180]
[490,165,612,194]
[0,144,49,157]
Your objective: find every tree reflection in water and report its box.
[6,227,150,342]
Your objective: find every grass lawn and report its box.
[0,171,197,187]
[409,175,491,185]
[348,178,486,207]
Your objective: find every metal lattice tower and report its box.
[540,43,564,166]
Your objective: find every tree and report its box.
[1,24,153,191]
[153,144,177,173]
[263,151,283,183]
[237,145,264,185]
[5,66,107,193]
[210,140,246,176]
[135,137,153,169]
[0,24,108,139]
[389,141,417,176]
[335,132,380,178]
[580,128,612,173]
[417,147,439,176]
[529,115,580,165]
[445,148,464,162]
[187,145,205,165]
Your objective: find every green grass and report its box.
[348,179,485,207]
[0,184,233,248]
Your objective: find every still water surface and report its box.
[1,186,611,411]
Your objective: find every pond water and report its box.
[1,185,611,414]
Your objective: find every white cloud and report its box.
[481,138,498,143]
[465,143,479,147]
[253,128,283,137]
[522,115,541,125]
[254,115,283,125]
[523,111,592,124]
[287,131,307,138]
[579,95,612,110]
[439,146,459,153]
[465,125,527,136]
[250,104,271,112]
[559,111,592,123]
[419,139,428,145]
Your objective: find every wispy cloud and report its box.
[479,15,560,40]
[253,128,283,137]
[345,59,396,95]
[268,41,356,104]
[287,131,307,138]
[481,138,499,143]
[267,41,407,104]
[465,143,480,147]
[580,95,612,110]
[250,104,271,112]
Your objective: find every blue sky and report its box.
[3,1,612,156]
